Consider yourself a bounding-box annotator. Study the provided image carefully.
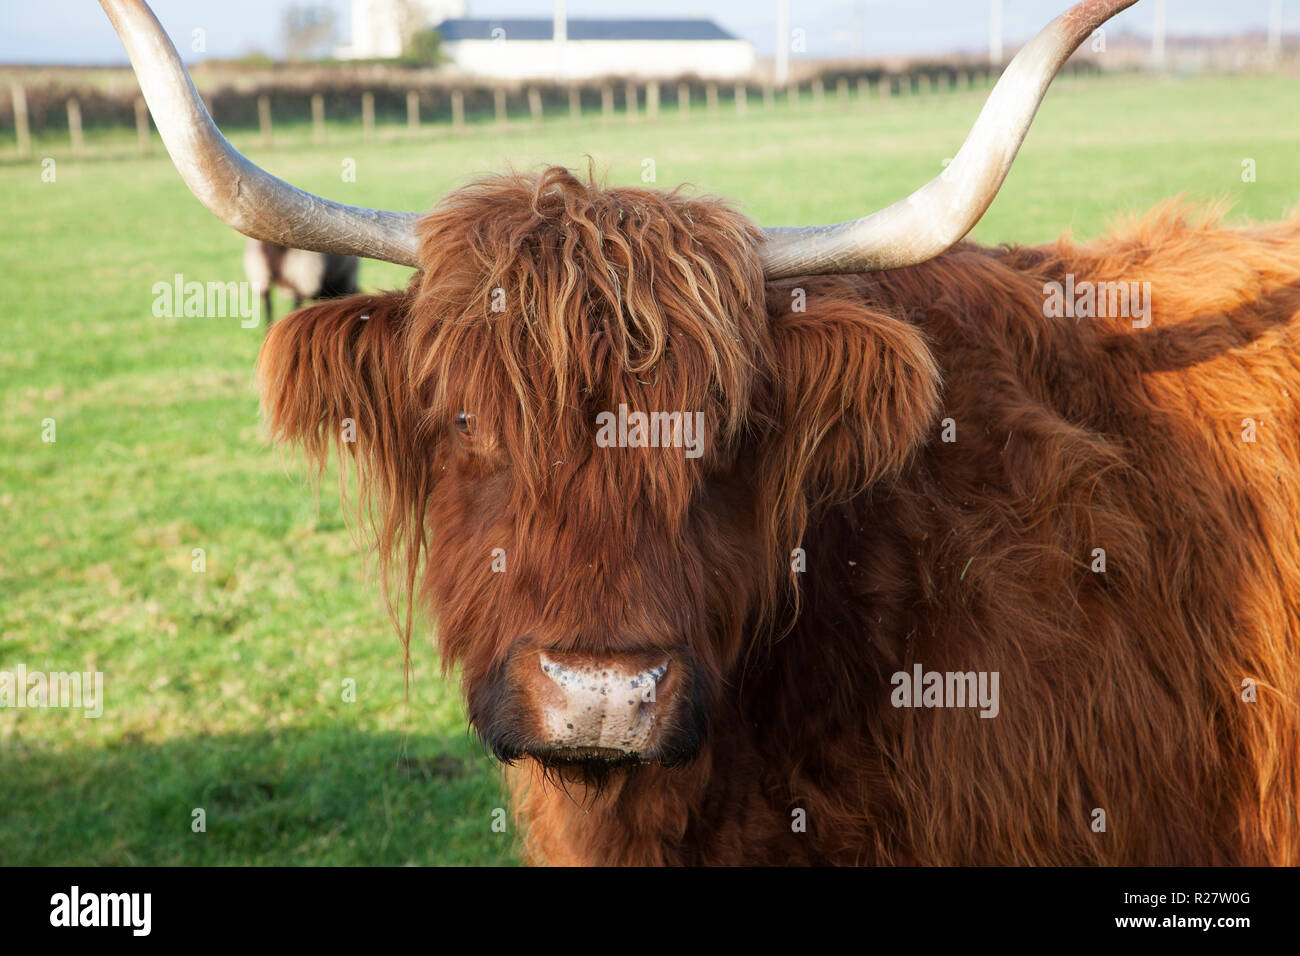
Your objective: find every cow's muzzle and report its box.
[473,643,705,770]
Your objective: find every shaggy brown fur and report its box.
[258,167,1300,865]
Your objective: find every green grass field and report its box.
[2,73,1298,865]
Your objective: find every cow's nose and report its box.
[532,650,670,755]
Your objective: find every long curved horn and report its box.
[760,0,1138,279]
[99,0,420,266]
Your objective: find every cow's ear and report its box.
[257,290,423,482]
[756,282,941,531]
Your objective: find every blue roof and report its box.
[437,18,739,42]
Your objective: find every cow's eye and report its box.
[454,412,473,438]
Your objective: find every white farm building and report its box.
[339,1,756,80]
[435,18,757,80]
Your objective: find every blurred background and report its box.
[2,0,1298,865]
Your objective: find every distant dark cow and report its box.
[104,0,1299,865]
[242,239,358,326]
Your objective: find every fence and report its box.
[3,62,1103,161]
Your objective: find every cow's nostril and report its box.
[539,652,668,691]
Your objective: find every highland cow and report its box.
[102,0,1300,865]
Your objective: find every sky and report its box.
[2,0,1296,65]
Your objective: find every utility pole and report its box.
[554,0,567,84]
[776,0,790,86]
[1152,0,1166,70]
[989,0,1003,67]
[1269,0,1283,67]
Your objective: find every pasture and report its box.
[1,72,1297,865]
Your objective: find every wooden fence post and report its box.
[812,77,825,108]
[528,87,543,126]
[734,83,747,116]
[569,86,581,122]
[451,89,465,132]
[677,82,690,117]
[407,89,420,133]
[601,84,613,123]
[494,87,507,128]
[311,93,325,145]
[836,77,849,108]
[11,85,30,159]
[258,94,272,146]
[706,82,718,116]
[625,82,637,123]
[361,91,374,141]
[67,98,84,157]
[646,81,659,120]
[135,96,150,154]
